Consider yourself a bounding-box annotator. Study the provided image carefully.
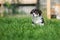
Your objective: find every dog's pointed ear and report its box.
[38,10,42,13]
[40,10,42,13]
[30,11,33,14]
[38,10,42,16]
[30,9,34,14]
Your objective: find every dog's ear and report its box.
[30,9,35,14]
[30,11,33,14]
[40,10,42,14]
[38,10,42,16]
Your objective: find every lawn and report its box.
[0,16,60,40]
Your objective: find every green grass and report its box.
[0,17,60,40]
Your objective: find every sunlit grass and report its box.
[0,17,60,40]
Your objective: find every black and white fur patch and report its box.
[30,9,44,26]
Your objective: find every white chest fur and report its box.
[32,16,44,25]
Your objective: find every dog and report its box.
[30,9,44,26]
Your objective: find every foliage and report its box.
[4,2,11,9]
[4,2,18,14]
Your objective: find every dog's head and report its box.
[30,9,42,17]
